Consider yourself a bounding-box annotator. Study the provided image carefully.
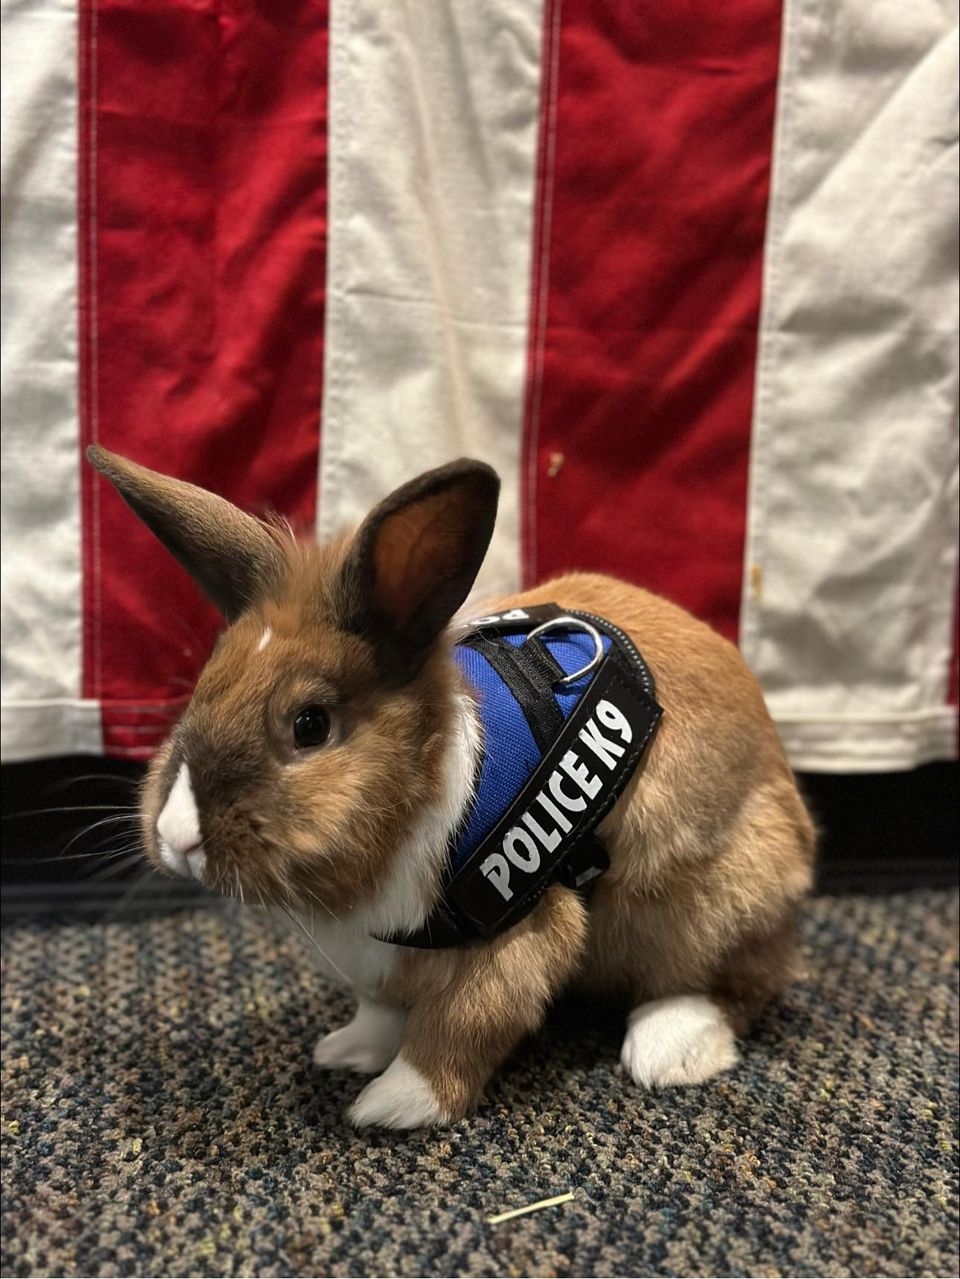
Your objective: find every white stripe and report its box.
[0,0,100,760]
[0,700,104,764]
[741,0,959,772]
[318,0,545,598]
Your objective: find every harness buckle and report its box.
[523,615,604,686]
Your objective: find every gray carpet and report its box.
[1,890,957,1278]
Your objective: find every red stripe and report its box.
[78,0,98,738]
[79,0,328,756]
[522,1,783,642]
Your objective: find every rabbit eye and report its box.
[293,705,331,750]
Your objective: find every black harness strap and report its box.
[460,633,564,753]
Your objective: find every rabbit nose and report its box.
[158,841,207,881]
[156,762,206,880]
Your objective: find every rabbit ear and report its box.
[339,459,500,673]
[87,445,286,621]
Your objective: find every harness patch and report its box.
[384,604,663,948]
[447,657,659,935]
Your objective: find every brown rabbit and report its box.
[88,446,815,1129]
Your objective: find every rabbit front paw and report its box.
[348,1056,446,1129]
[313,1001,406,1074]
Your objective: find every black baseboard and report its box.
[2,756,957,919]
[1,757,212,918]
[796,764,959,892]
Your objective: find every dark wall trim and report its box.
[2,757,957,918]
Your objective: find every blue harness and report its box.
[387,604,663,948]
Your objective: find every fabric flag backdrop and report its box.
[1,0,957,771]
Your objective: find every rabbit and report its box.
[88,445,815,1129]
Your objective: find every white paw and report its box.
[348,1055,444,1129]
[621,994,739,1088]
[313,1002,406,1074]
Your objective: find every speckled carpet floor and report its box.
[1,890,957,1279]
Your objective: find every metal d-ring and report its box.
[524,616,604,686]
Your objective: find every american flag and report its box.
[2,0,957,769]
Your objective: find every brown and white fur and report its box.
[88,447,815,1129]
